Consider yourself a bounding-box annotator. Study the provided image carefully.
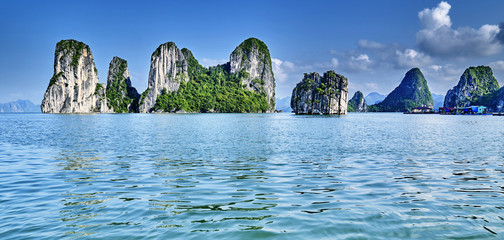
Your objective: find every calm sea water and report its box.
[0,113,503,239]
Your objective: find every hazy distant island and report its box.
[0,100,40,113]
[41,38,275,113]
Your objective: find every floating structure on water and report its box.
[404,107,435,114]
[439,106,488,115]
[403,106,493,115]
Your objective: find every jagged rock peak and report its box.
[444,66,499,108]
[290,70,349,115]
[41,39,111,113]
[230,37,275,112]
[139,42,189,113]
[370,68,433,112]
[348,91,367,112]
[106,57,140,113]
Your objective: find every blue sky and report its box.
[1,0,504,104]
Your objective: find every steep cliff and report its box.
[444,66,499,108]
[106,57,139,113]
[41,40,111,113]
[369,68,433,112]
[229,38,275,111]
[290,71,348,115]
[145,38,274,113]
[348,91,367,112]
[138,42,188,113]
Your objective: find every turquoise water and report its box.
[0,113,503,239]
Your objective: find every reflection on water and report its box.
[0,113,503,239]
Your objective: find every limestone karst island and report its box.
[42,38,276,114]
[41,39,504,116]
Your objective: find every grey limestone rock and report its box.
[348,91,367,112]
[106,57,139,113]
[41,39,111,113]
[290,71,348,115]
[139,42,189,113]
[444,66,499,108]
[229,38,275,112]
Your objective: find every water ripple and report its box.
[0,113,504,239]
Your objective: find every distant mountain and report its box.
[275,96,292,112]
[365,92,386,105]
[0,100,41,113]
[431,93,445,109]
[368,68,433,112]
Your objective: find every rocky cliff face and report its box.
[41,40,111,113]
[42,38,276,114]
[348,91,367,112]
[369,68,433,112]
[139,42,189,113]
[230,38,275,112]
[444,66,499,108]
[141,38,275,113]
[106,57,139,113]
[290,71,348,115]
[472,87,504,112]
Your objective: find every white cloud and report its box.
[418,1,451,30]
[331,58,339,68]
[346,54,372,71]
[200,58,227,67]
[395,49,431,68]
[429,65,442,71]
[358,40,386,50]
[365,82,379,90]
[423,64,463,82]
[271,58,295,83]
[354,54,370,62]
[489,60,504,71]
[416,1,502,57]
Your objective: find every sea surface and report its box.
[0,113,503,239]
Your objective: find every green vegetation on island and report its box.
[55,39,90,69]
[153,58,270,113]
[151,39,272,113]
[348,91,367,112]
[444,66,499,108]
[368,68,433,112]
[106,57,139,113]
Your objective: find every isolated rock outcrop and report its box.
[230,38,275,112]
[290,71,348,114]
[41,40,111,113]
[444,66,499,108]
[106,57,139,113]
[138,42,189,113]
[348,91,367,112]
[369,68,433,112]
